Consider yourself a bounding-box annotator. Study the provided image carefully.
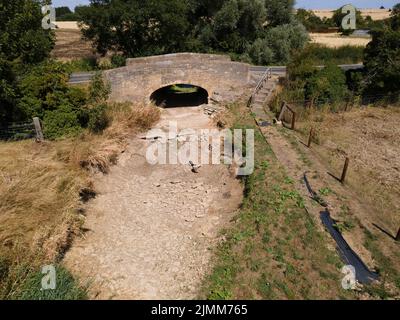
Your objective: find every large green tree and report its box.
[363,28,400,95]
[0,58,18,125]
[391,3,400,30]
[199,0,267,53]
[304,64,349,104]
[0,0,54,124]
[264,0,295,27]
[78,0,190,57]
[246,22,308,65]
[0,0,54,64]
[78,0,306,65]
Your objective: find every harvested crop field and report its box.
[311,9,391,20]
[298,107,400,234]
[310,33,371,48]
[52,27,94,61]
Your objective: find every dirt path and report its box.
[64,106,243,299]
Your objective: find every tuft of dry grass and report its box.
[0,141,87,261]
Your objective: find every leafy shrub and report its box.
[111,54,126,68]
[13,61,92,139]
[88,73,111,103]
[363,29,400,96]
[345,69,365,95]
[0,1,54,64]
[304,64,349,105]
[17,61,71,119]
[0,58,18,125]
[246,22,309,65]
[288,58,318,83]
[88,104,110,134]
[65,58,98,72]
[43,106,82,139]
[245,38,274,65]
[67,87,88,109]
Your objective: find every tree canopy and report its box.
[78,0,190,56]
[0,0,55,125]
[0,0,54,64]
[364,28,400,95]
[78,0,307,65]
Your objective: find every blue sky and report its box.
[53,0,399,10]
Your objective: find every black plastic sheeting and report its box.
[320,210,379,285]
[303,172,379,285]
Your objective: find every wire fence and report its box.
[273,92,400,111]
[0,121,36,141]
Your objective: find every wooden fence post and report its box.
[33,117,44,142]
[307,128,314,148]
[278,103,287,122]
[340,157,350,184]
[291,112,296,130]
[396,227,400,242]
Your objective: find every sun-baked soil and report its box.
[64,106,243,299]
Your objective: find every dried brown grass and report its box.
[310,33,371,48]
[0,102,160,265]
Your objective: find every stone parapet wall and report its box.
[104,53,251,103]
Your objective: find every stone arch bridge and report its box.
[103,53,261,103]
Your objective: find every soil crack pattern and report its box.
[64,106,243,299]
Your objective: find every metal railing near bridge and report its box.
[247,67,272,108]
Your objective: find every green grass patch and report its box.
[0,260,88,300]
[202,102,354,300]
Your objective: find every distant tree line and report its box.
[296,7,390,33]
[55,5,87,21]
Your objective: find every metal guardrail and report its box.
[68,72,96,84]
[250,64,364,74]
[248,68,272,108]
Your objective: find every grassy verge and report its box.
[202,102,354,300]
[0,261,88,300]
[0,103,160,300]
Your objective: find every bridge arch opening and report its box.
[150,84,208,108]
